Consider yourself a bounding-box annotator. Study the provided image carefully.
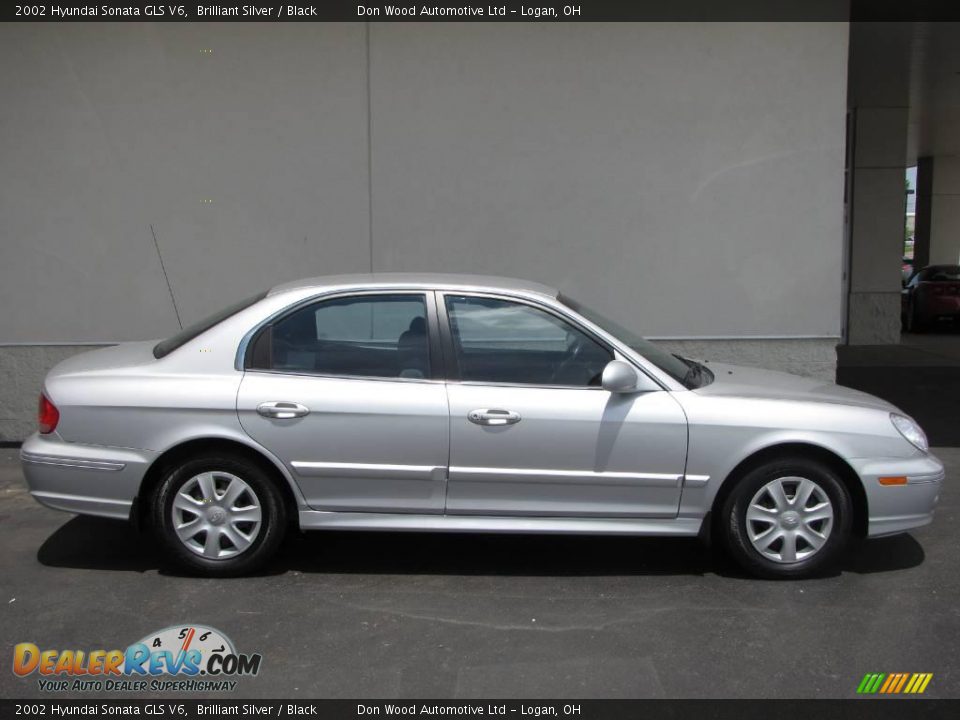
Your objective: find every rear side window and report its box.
[249,294,431,380]
[153,292,267,359]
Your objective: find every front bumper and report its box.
[20,433,156,520]
[850,451,945,537]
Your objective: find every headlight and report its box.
[891,413,928,452]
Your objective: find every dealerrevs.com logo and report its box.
[13,625,261,693]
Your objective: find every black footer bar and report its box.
[2,699,959,720]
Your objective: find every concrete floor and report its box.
[0,448,956,700]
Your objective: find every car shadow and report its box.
[841,535,927,574]
[36,516,162,573]
[36,515,926,579]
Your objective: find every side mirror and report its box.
[601,359,657,394]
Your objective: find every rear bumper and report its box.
[919,295,960,320]
[20,433,155,520]
[850,452,945,537]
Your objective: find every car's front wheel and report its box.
[720,457,852,579]
[151,454,287,576]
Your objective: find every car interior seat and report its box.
[397,316,429,379]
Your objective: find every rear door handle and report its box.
[468,408,521,426]
[257,401,310,419]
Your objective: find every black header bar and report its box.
[5,1,960,23]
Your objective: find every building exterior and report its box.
[0,17,957,441]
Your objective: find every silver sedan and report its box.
[21,274,943,578]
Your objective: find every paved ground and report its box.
[0,447,956,700]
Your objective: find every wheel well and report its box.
[709,442,868,539]
[133,438,299,530]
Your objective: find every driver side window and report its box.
[444,295,612,387]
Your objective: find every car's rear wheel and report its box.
[151,454,287,576]
[720,457,852,579]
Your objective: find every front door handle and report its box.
[468,408,521,426]
[257,401,310,420]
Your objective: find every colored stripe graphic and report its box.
[857,673,884,694]
[857,673,932,694]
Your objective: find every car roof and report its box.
[267,272,559,298]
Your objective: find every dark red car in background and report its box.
[902,264,960,331]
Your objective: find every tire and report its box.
[720,457,852,579]
[151,454,287,577]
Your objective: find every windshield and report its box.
[153,291,267,359]
[559,294,710,389]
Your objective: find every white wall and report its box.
[371,22,848,338]
[910,23,960,267]
[0,23,370,343]
[927,44,960,266]
[0,22,848,343]
[930,158,960,265]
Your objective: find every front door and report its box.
[237,292,449,513]
[440,293,688,518]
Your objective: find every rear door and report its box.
[439,293,688,518]
[237,291,449,513]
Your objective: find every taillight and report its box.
[38,393,59,434]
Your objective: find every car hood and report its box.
[692,362,899,412]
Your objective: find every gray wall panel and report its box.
[1,22,846,343]
[0,23,369,342]
[369,22,848,337]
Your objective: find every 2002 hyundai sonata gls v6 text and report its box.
[22,274,943,578]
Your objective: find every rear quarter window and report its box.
[153,292,267,359]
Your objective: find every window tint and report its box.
[559,294,698,387]
[923,265,960,281]
[154,291,267,359]
[253,294,431,379]
[445,295,612,386]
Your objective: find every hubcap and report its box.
[171,471,263,559]
[746,476,834,564]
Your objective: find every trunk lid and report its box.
[45,341,158,380]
